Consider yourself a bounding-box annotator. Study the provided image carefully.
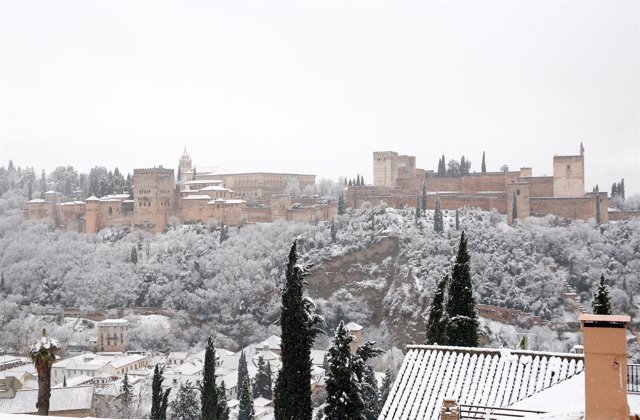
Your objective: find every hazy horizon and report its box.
[1,1,638,193]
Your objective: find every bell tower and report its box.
[178,147,192,183]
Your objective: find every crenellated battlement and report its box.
[373,151,399,159]
[133,167,174,176]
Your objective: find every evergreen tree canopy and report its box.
[237,351,248,397]
[425,275,449,345]
[330,218,337,243]
[592,274,612,315]
[131,246,138,264]
[201,337,227,420]
[421,184,427,217]
[481,151,486,173]
[252,356,273,400]
[512,191,518,222]
[362,364,381,420]
[337,193,346,216]
[455,209,460,231]
[445,231,479,347]
[379,368,393,408]
[414,192,421,225]
[117,373,133,418]
[324,321,365,420]
[273,241,324,420]
[151,364,171,420]
[238,375,255,420]
[170,381,200,420]
[433,195,444,234]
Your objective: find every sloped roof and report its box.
[0,385,94,414]
[379,345,584,420]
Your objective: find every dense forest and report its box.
[1,162,639,355]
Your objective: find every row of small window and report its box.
[138,189,152,194]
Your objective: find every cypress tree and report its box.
[0,272,5,296]
[592,274,612,315]
[220,224,229,243]
[421,184,427,217]
[151,364,171,420]
[512,191,518,223]
[40,170,47,196]
[252,356,272,399]
[238,375,255,420]
[362,364,381,420]
[324,322,383,420]
[330,218,337,243]
[63,376,67,387]
[324,321,364,420]
[595,192,601,225]
[455,209,460,231]
[433,195,443,234]
[237,351,248,399]
[481,151,486,173]
[201,337,226,420]
[621,178,625,200]
[446,232,479,347]
[118,373,133,418]
[28,181,32,200]
[273,241,324,420]
[337,193,346,216]
[131,246,138,264]
[379,368,393,407]
[460,156,467,176]
[170,381,199,420]
[425,275,449,345]
[611,183,617,198]
[218,382,229,420]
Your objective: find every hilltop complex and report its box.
[25,145,634,234]
[26,149,333,233]
[348,145,620,225]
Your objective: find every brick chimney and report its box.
[439,396,460,420]
[579,314,631,420]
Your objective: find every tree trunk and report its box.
[36,364,51,416]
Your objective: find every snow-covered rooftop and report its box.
[183,194,213,200]
[345,321,363,331]
[199,185,232,192]
[0,385,94,414]
[26,199,45,203]
[98,319,129,325]
[379,345,584,420]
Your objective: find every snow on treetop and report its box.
[29,336,60,354]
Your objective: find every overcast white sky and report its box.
[0,1,638,193]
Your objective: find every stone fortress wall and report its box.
[26,149,335,234]
[350,145,619,224]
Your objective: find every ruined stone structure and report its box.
[25,150,334,233]
[352,146,614,224]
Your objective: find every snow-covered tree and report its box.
[425,275,448,345]
[592,274,612,315]
[324,321,364,419]
[337,193,346,215]
[29,329,60,416]
[201,337,227,420]
[273,241,324,420]
[330,218,337,243]
[170,381,200,420]
[238,375,255,420]
[151,364,171,420]
[252,356,272,399]
[446,232,479,347]
[237,351,248,398]
[362,364,381,420]
[117,373,133,418]
[433,195,443,233]
[324,321,383,420]
[379,367,393,407]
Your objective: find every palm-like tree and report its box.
[29,329,61,416]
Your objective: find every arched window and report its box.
[108,207,113,215]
